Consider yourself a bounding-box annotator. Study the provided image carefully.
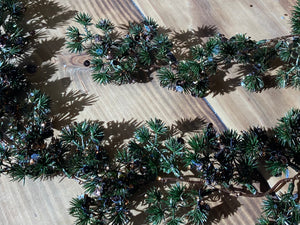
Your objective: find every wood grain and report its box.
[1,0,298,224]
[131,0,300,223]
[133,0,299,131]
[0,175,83,225]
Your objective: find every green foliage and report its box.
[275,38,300,89]
[2,101,300,225]
[143,17,159,31]
[2,2,300,225]
[184,123,262,186]
[266,160,288,177]
[239,127,265,157]
[241,72,264,92]
[66,16,172,84]
[147,118,168,135]
[187,206,209,225]
[257,184,300,225]
[275,108,300,153]
[291,0,300,34]
[58,115,293,224]
[0,0,27,63]
[60,120,104,150]
[0,0,65,184]
[146,188,163,205]
[157,32,275,94]
[95,18,114,33]
[66,5,300,96]
[161,31,276,94]
[75,13,93,27]
[147,205,165,225]
[266,108,300,174]
[66,26,84,53]
[115,118,183,179]
[69,195,105,225]
[146,184,210,225]
[0,0,29,129]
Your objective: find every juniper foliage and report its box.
[257,183,300,225]
[67,1,300,95]
[66,14,172,84]
[1,1,300,225]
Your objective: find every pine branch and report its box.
[292,0,300,34]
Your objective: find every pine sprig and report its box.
[275,108,300,152]
[157,67,177,89]
[292,0,300,34]
[257,184,300,225]
[95,19,114,33]
[74,13,92,27]
[66,16,173,85]
[146,188,163,205]
[146,183,211,225]
[147,205,165,225]
[66,2,300,96]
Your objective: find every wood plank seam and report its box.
[130,0,228,130]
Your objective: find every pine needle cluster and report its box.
[2,102,300,224]
[1,1,300,225]
[64,111,300,224]
[275,37,300,89]
[158,33,275,95]
[0,0,28,110]
[257,183,300,225]
[68,1,300,96]
[66,14,172,84]
[0,0,27,62]
[292,0,300,35]
[146,184,210,225]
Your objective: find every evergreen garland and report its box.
[292,0,300,35]
[67,1,300,95]
[257,183,300,225]
[66,14,172,84]
[2,103,300,224]
[1,1,300,225]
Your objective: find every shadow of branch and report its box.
[21,0,77,31]
[19,0,96,129]
[170,25,218,60]
[205,192,241,225]
[208,69,243,97]
[103,119,143,157]
[171,117,206,137]
[52,90,98,129]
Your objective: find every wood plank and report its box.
[2,0,297,224]
[0,176,83,225]
[132,0,299,224]
[133,0,300,131]
[0,0,226,224]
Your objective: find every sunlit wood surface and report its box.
[134,0,299,131]
[1,0,299,224]
[134,0,299,193]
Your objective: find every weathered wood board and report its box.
[134,0,300,131]
[1,0,298,224]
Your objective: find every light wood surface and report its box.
[0,176,83,225]
[134,0,300,131]
[133,0,299,193]
[1,0,298,224]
